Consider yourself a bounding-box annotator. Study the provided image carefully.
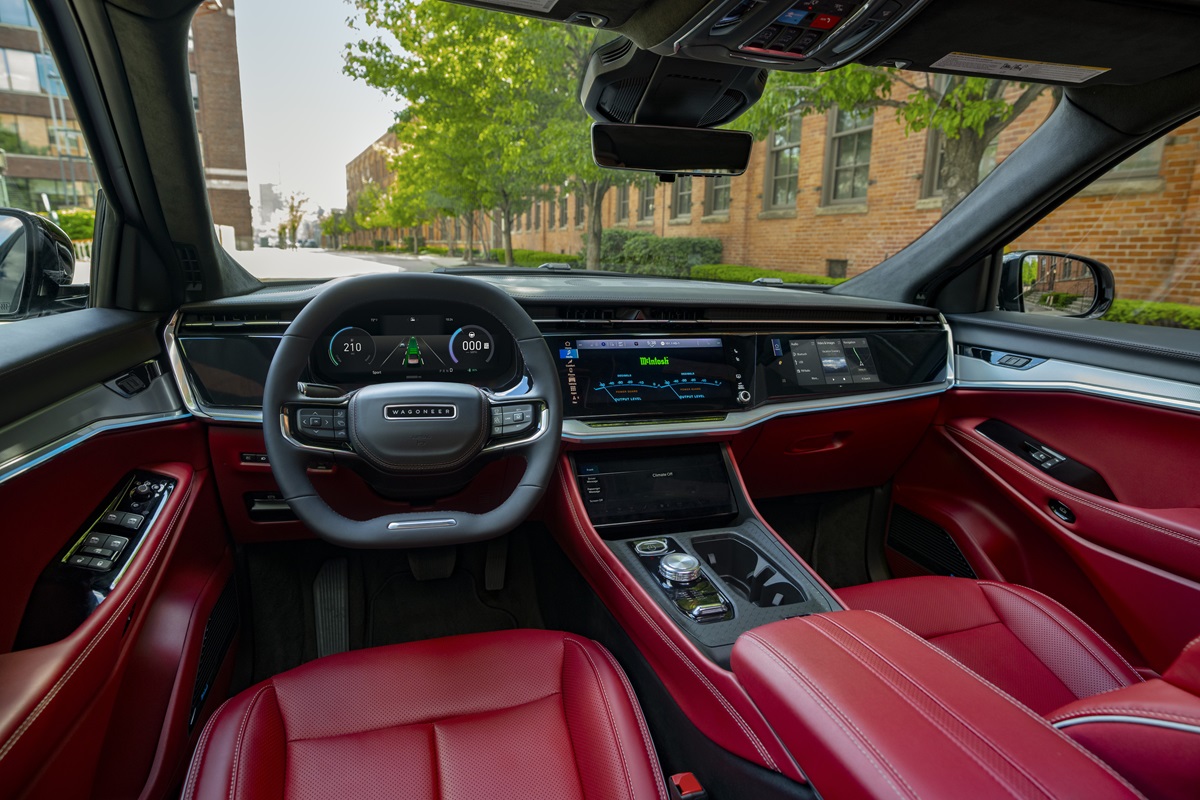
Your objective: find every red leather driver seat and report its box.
[838,576,1143,715]
[183,629,668,800]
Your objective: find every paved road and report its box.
[231,248,470,281]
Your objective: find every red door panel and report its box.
[896,389,1200,672]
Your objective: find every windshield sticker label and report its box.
[482,0,559,12]
[930,52,1110,83]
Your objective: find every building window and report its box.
[190,71,200,111]
[559,194,568,227]
[1103,139,1165,180]
[616,184,630,222]
[922,131,999,198]
[765,111,801,209]
[575,193,585,226]
[671,176,692,219]
[534,201,540,230]
[638,178,654,220]
[525,205,532,230]
[49,125,87,157]
[707,175,732,215]
[825,107,873,204]
[0,48,39,92]
[826,259,848,279]
[0,0,37,27]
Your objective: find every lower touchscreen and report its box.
[554,336,738,417]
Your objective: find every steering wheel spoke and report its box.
[281,389,356,454]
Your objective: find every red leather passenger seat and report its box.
[838,576,1142,714]
[184,629,667,800]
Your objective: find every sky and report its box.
[234,0,399,214]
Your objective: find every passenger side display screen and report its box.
[789,337,879,386]
[551,336,740,418]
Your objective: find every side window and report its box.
[0,4,94,321]
[1006,117,1200,330]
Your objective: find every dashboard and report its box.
[168,272,952,435]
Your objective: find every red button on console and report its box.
[810,13,842,28]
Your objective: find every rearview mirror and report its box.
[999,251,1115,319]
[0,208,77,320]
[591,123,753,176]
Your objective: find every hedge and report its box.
[1102,299,1200,329]
[690,264,847,286]
[488,249,582,268]
[579,229,722,276]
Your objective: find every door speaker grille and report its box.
[887,506,977,579]
[188,580,238,730]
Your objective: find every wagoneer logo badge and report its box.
[383,404,457,420]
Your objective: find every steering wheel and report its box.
[262,273,562,548]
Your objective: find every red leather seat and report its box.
[838,576,1142,714]
[183,629,668,800]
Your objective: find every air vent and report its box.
[177,243,202,294]
[701,307,939,324]
[598,77,649,123]
[887,506,977,579]
[180,309,289,331]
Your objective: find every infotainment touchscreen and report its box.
[551,336,741,418]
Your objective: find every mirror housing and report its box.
[0,208,76,321]
[592,123,753,176]
[999,251,1115,319]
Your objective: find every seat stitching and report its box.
[566,638,637,800]
[0,482,193,762]
[948,426,1200,551]
[183,695,227,800]
[741,633,917,800]
[815,615,1048,799]
[865,613,1147,798]
[595,645,670,800]
[283,689,564,743]
[979,581,1136,689]
[557,473,778,769]
[1049,706,1200,726]
[229,685,274,800]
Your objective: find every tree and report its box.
[320,209,353,249]
[345,2,555,267]
[739,67,1058,213]
[284,192,308,248]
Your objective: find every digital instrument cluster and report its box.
[312,304,516,385]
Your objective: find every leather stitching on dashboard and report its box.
[947,425,1200,553]
[557,468,779,771]
[0,479,193,762]
[741,632,917,799]
[978,581,1140,689]
[565,638,636,800]
[814,615,1057,799]
[865,613,1146,796]
[595,645,670,800]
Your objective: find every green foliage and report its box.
[581,228,651,269]
[1102,299,1200,329]
[52,208,95,241]
[420,245,448,255]
[487,249,582,268]
[690,264,847,286]
[621,236,722,278]
[1037,291,1081,309]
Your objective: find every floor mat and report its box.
[367,569,516,646]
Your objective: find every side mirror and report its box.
[999,251,1115,319]
[0,208,76,321]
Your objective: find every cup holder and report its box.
[692,535,805,608]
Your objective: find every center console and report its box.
[571,444,839,666]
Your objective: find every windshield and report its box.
[8,0,1199,329]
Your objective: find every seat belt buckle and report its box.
[669,772,707,800]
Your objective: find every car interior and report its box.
[2,0,1200,798]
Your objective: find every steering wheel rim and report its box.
[262,273,562,548]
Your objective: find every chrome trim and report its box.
[559,381,952,442]
[383,403,458,420]
[534,318,941,328]
[388,518,457,530]
[1053,715,1200,737]
[164,309,275,424]
[955,353,1200,415]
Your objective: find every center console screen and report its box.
[549,336,742,418]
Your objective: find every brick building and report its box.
[0,0,253,247]
[350,76,1199,305]
[345,130,400,248]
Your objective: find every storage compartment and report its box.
[693,534,805,608]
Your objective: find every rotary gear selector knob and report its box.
[659,552,702,584]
